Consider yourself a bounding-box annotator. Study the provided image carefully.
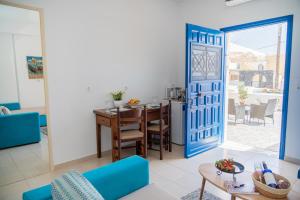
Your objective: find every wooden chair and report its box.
[147,101,171,160]
[115,106,147,160]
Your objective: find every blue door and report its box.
[185,24,224,158]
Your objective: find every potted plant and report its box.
[111,90,125,107]
[238,84,248,105]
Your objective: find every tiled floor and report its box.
[0,143,300,200]
[227,111,281,157]
[0,133,49,187]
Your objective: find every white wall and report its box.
[14,34,45,108]
[0,4,45,108]
[0,33,19,103]
[176,0,300,161]
[10,0,180,164]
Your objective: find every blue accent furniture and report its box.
[298,169,300,179]
[39,114,47,127]
[0,102,21,110]
[1,102,47,127]
[23,155,149,200]
[0,112,41,149]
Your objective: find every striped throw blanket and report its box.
[51,170,104,200]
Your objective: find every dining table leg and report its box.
[111,118,118,161]
[96,123,101,158]
[200,178,206,200]
[231,195,236,200]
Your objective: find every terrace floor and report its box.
[226,111,281,157]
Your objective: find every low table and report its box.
[198,163,288,200]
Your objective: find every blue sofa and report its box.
[23,156,149,200]
[0,111,41,149]
[39,114,47,127]
[0,102,21,110]
[1,102,47,127]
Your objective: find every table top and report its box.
[93,106,160,118]
[198,163,290,200]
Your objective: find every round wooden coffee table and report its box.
[198,163,285,200]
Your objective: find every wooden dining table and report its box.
[93,107,161,162]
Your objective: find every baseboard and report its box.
[53,150,112,170]
[285,156,300,165]
[53,154,97,170]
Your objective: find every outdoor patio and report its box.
[226,110,281,157]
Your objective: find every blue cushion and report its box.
[23,185,51,200]
[84,155,149,200]
[23,156,149,200]
[51,170,104,200]
[0,102,21,110]
[40,114,47,127]
[0,112,41,149]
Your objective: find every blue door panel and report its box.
[185,24,224,158]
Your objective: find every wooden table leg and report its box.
[231,195,236,200]
[200,178,206,200]
[96,123,101,158]
[111,118,118,162]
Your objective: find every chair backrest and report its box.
[228,98,235,115]
[117,108,143,126]
[265,99,277,116]
[160,100,171,125]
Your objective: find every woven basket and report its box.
[252,172,291,199]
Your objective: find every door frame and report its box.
[220,15,293,160]
[0,0,54,169]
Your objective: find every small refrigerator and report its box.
[171,100,185,145]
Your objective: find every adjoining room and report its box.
[0,4,49,186]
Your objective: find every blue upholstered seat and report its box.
[39,114,47,127]
[23,155,149,200]
[0,102,21,111]
[0,112,41,149]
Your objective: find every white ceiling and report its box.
[0,4,39,23]
[0,4,40,35]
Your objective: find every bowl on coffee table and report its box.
[215,159,245,182]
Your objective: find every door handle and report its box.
[197,92,202,97]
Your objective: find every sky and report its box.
[228,22,287,55]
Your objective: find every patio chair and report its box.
[228,98,246,124]
[249,99,277,126]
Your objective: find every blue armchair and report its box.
[0,112,41,149]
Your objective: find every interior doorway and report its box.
[222,17,293,159]
[0,2,53,187]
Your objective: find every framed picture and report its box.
[27,56,43,79]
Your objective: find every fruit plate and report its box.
[215,161,245,175]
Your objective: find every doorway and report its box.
[221,16,293,159]
[0,2,53,187]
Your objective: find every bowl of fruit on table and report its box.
[127,98,141,107]
[215,159,244,174]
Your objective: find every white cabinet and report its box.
[171,101,185,145]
